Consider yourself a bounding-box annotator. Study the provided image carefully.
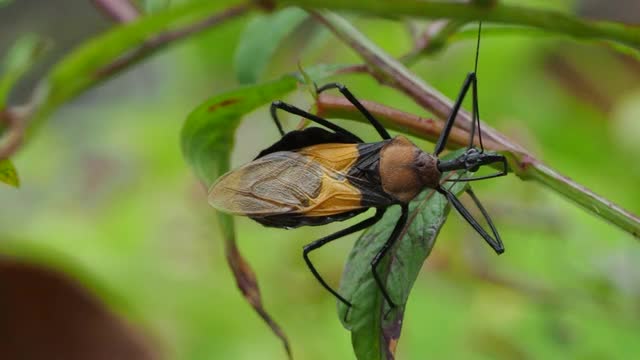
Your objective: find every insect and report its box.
[208,23,507,309]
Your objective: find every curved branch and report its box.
[97,3,251,77]
[310,11,640,239]
[0,109,25,160]
[282,0,640,50]
[315,94,505,151]
[92,0,141,22]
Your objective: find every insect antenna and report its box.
[468,21,485,153]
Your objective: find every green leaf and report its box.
[338,149,468,360]
[181,63,353,357]
[45,2,217,106]
[0,34,48,108]
[181,75,298,186]
[181,75,298,359]
[0,158,19,187]
[234,7,308,85]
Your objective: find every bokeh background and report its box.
[1,0,640,359]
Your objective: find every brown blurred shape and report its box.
[0,257,158,360]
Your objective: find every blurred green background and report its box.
[1,0,640,359]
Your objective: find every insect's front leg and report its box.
[269,100,360,141]
[316,83,391,140]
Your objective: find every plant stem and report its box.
[92,0,141,22]
[96,3,251,77]
[316,94,504,150]
[0,2,252,160]
[282,0,640,50]
[311,11,640,239]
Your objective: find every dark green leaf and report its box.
[338,149,468,360]
[0,158,19,187]
[234,7,308,85]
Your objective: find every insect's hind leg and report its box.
[270,101,361,141]
[316,83,391,140]
[303,209,386,307]
[371,204,409,309]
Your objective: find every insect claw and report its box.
[342,303,354,323]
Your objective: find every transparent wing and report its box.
[208,146,368,217]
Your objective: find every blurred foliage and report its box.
[1,0,640,359]
[234,8,308,84]
[0,33,47,108]
[0,158,18,187]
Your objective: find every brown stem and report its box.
[316,94,505,151]
[0,109,25,160]
[92,0,141,23]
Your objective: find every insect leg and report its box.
[316,83,391,140]
[269,103,286,136]
[270,101,360,141]
[437,186,504,254]
[371,204,409,308]
[433,72,476,156]
[303,209,386,307]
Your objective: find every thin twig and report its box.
[284,0,640,50]
[97,3,252,77]
[0,3,252,160]
[92,0,141,23]
[316,94,504,151]
[0,109,25,160]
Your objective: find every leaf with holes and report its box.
[337,149,468,360]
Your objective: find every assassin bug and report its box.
[209,23,507,308]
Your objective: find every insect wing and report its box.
[208,149,366,217]
[209,151,319,216]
